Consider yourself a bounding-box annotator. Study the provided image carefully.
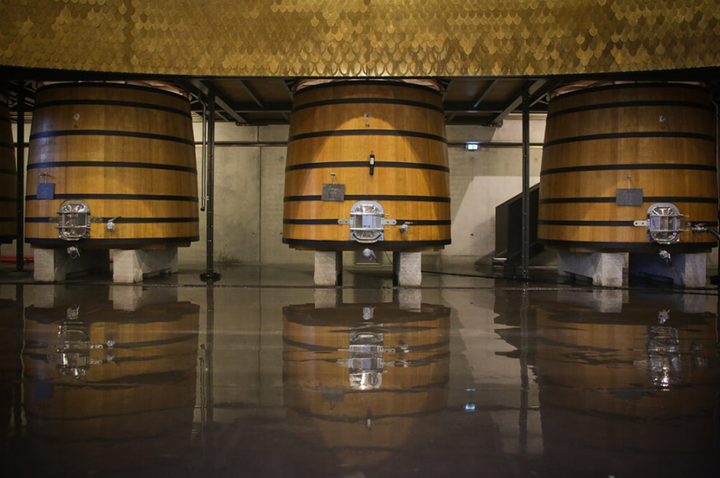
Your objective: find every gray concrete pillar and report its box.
[393,252,422,287]
[112,247,179,284]
[33,248,110,282]
[557,251,624,287]
[313,251,342,287]
[629,252,707,288]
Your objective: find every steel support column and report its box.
[15,86,24,272]
[200,89,221,282]
[521,90,531,280]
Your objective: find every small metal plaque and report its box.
[37,183,55,200]
[616,188,643,206]
[322,183,345,201]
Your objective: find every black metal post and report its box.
[15,87,25,271]
[200,90,220,282]
[521,90,530,280]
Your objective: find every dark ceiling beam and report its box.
[237,80,264,108]
[487,79,549,126]
[282,79,296,102]
[472,79,499,109]
[187,79,249,125]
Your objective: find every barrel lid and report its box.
[296,78,440,93]
[36,80,189,98]
[550,80,707,100]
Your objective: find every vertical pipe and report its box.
[15,87,25,272]
[200,100,207,212]
[200,89,220,282]
[521,90,530,280]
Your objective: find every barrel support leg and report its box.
[112,248,179,284]
[34,248,110,282]
[629,252,707,288]
[392,251,422,287]
[314,251,343,287]
[557,251,623,287]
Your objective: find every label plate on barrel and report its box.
[322,184,345,202]
[37,183,55,200]
[616,188,643,206]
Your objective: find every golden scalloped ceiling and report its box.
[1,0,719,77]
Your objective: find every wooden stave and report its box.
[538,83,718,252]
[26,83,199,249]
[0,96,17,243]
[284,82,450,251]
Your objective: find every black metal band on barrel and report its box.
[26,193,199,202]
[0,196,16,202]
[283,219,451,225]
[540,239,717,250]
[540,163,717,176]
[289,129,448,144]
[0,217,14,222]
[292,97,444,113]
[282,238,451,248]
[544,132,715,148]
[540,196,718,204]
[285,161,449,173]
[0,167,16,175]
[547,100,714,119]
[549,83,709,103]
[295,80,441,96]
[0,235,14,242]
[33,99,192,118]
[26,217,199,223]
[0,141,13,150]
[25,236,200,246]
[284,194,451,203]
[30,130,195,146]
[36,82,191,102]
[27,161,197,174]
[540,219,719,227]
[0,115,10,123]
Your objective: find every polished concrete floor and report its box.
[0,263,718,477]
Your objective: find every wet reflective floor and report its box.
[0,265,719,477]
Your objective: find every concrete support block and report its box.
[109,285,179,311]
[314,288,341,308]
[398,288,422,312]
[393,252,422,287]
[112,248,178,284]
[557,289,625,313]
[33,248,110,282]
[557,251,623,287]
[313,251,343,287]
[629,253,707,288]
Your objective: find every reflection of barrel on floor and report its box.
[533,302,718,476]
[21,295,200,474]
[283,302,450,464]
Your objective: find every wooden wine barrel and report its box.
[283,302,450,465]
[538,82,718,253]
[25,82,199,249]
[283,80,451,251]
[0,94,16,244]
[532,303,719,477]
